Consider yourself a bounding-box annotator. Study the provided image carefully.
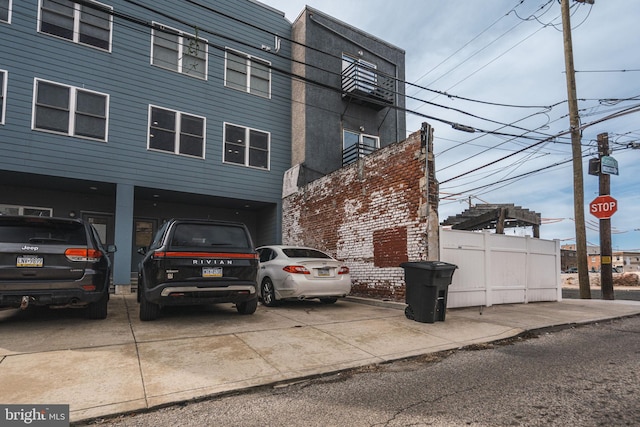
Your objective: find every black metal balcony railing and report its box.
[342,142,376,166]
[341,62,394,109]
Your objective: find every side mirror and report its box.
[137,247,147,255]
[107,244,117,253]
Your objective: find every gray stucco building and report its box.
[290,6,406,185]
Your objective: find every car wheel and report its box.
[261,278,278,307]
[319,297,338,304]
[140,293,160,321]
[237,298,258,315]
[86,291,108,320]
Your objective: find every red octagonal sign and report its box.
[589,195,618,219]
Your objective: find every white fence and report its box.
[440,229,562,308]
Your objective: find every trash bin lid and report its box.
[400,261,458,271]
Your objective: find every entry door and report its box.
[82,212,114,246]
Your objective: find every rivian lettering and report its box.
[192,259,234,265]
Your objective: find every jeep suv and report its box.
[0,215,116,319]
[137,219,259,321]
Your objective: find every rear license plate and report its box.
[17,256,43,267]
[317,268,331,277]
[203,267,223,277]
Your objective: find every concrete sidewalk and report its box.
[1,294,639,423]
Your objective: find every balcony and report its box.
[342,142,376,166]
[341,62,394,110]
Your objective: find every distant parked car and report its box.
[0,215,116,319]
[256,245,351,306]
[137,219,259,321]
[564,267,578,274]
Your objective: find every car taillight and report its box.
[65,248,103,262]
[283,265,310,274]
[338,266,350,275]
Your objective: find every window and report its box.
[225,50,271,98]
[0,204,52,217]
[38,0,112,51]
[224,123,269,169]
[0,0,11,23]
[135,220,155,247]
[0,70,6,124]
[148,106,205,158]
[342,129,379,165]
[151,23,208,80]
[33,79,109,141]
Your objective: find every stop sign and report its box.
[589,195,618,219]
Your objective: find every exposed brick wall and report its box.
[282,129,435,301]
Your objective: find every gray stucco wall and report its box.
[291,6,406,178]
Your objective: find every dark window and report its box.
[34,81,70,133]
[225,50,270,98]
[152,24,208,79]
[170,224,250,249]
[0,70,5,124]
[40,0,112,51]
[282,248,331,259]
[75,90,107,139]
[0,0,11,23]
[148,106,205,158]
[224,123,269,169]
[258,248,274,263]
[34,79,108,140]
[0,221,87,245]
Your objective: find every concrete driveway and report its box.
[1,293,639,423]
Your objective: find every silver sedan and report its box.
[256,245,351,306]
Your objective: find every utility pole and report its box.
[597,133,614,300]
[561,0,590,298]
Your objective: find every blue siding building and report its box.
[0,0,292,287]
[0,0,406,289]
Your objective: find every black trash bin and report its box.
[400,261,457,323]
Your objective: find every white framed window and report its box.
[0,204,52,217]
[0,0,11,23]
[148,105,206,158]
[0,69,6,124]
[151,23,208,80]
[223,123,270,169]
[38,0,112,51]
[32,78,109,141]
[225,49,271,98]
[343,129,379,151]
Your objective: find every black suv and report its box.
[137,219,259,321]
[0,215,116,319]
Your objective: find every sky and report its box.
[265,0,640,251]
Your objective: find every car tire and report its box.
[86,291,109,320]
[319,297,338,304]
[261,278,278,307]
[236,298,258,315]
[140,293,160,321]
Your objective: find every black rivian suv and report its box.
[0,215,116,319]
[137,218,259,321]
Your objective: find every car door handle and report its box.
[260,266,265,270]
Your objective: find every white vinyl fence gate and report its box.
[440,229,562,308]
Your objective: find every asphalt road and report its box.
[78,316,640,427]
